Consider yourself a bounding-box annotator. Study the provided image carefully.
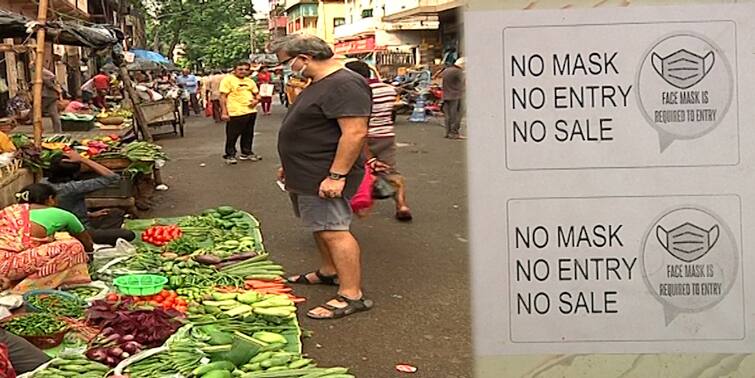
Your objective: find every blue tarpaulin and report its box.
[129,49,172,64]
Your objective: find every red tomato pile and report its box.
[106,290,189,313]
[141,225,183,246]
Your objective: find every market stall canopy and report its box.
[129,49,171,64]
[127,58,176,72]
[0,10,122,49]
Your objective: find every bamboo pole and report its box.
[31,0,49,148]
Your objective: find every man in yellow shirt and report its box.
[219,61,261,165]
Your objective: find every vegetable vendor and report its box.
[0,184,93,294]
[44,150,136,245]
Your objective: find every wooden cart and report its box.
[136,98,184,138]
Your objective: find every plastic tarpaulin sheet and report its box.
[129,49,171,64]
[0,10,122,49]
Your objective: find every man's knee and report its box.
[315,230,354,245]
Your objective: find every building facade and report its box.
[1,0,90,115]
[268,0,288,39]
[282,0,347,44]
[332,0,463,76]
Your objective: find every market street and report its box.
[146,106,471,377]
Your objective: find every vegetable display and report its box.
[32,353,110,378]
[85,299,182,351]
[20,206,355,378]
[26,293,85,318]
[9,133,165,174]
[63,286,102,301]
[85,326,146,367]
[141,224,183,246]
[106,289,190,312]
[3,313,67,337]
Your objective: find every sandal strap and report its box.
[315,270,339,285]
[308,295,374,320]
[336,295,374,311]
[287,270,338,285]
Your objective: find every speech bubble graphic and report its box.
[641,207,738,325]
[636,32,734,152]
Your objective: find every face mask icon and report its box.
[651,49,715,90]
[656,222,720,262]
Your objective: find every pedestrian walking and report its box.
[271,34,374,320]
[219,61,261,165]
[442,57,466,139]
[176,68,200,116]
[345,60,413,221]
[257,67,274,115]
[207,70,225,123]
[40,68,62,133]
[274,69,289,107]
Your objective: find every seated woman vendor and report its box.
[0,183,93,294]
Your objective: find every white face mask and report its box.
[287,57,308,80]
[657,222,720,262]
[652,49,715,90]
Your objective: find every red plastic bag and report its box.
[204,101,213,117]
[350,165,374,216]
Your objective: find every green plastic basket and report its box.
[113,274,167,296]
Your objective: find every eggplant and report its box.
[194,254,222,265]
[214,260,242,269]
[223,252,257,262]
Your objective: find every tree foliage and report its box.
[144,0,264,70]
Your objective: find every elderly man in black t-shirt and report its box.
[271,34,374,320]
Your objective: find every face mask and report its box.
[651,49,715,90]
[288,57,309,80]
[656,222,720,262]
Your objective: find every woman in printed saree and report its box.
[0,183,94,293]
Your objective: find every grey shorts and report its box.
[289,193,353,232]
[367,137,397,169]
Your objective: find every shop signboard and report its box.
[334,36,378,55]
[466,3,755,355]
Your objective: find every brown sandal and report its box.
[395,208,413,222]
[285,270,339,286]
[307,295,374,320]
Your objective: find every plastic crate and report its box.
[61,120,94,132]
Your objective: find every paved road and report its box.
[145,106,471,377]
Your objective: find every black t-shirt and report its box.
[278,69,372,197]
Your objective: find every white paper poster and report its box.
[466,4,755,355]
